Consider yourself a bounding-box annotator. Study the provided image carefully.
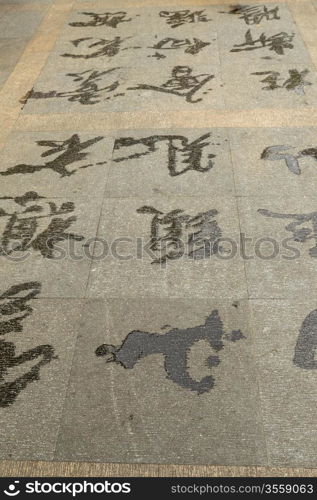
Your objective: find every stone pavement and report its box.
[1,0,317,469]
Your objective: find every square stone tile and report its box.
[22,65,130,114]
[0,131,113,199]
[0,295,82,461]
[22,61,224,114]
[222,62,317,109]
[55,298,267,465]
[250,299,317,467]
[106,127,234,198]
[0,11,45,39]
[0,197,103,298]
[230,127,317,199]
[217,3,312,66]
[238,195,317,299]
[87,195,247,299]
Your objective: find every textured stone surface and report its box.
[0,130,113,198]
[229,127,317,199]
[86,195,247,299]
[238,194,317,299]
[0,296,81,461]
[0,196,103,298]
[2,0,317,471]
[106,127,234,198]
[249,300,317,467]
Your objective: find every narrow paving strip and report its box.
[0,2,50,90]
[1,0,317,472]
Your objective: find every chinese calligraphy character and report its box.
[95,309,245,394]
[231,29,294,55]
[0,282,56,407]
[226,5,280,24]
[0,134,104,178]
[0,341,56,407]
[261,145,317,175]
[69,11,132,28]
[149,37,210,57]
[137,206,222,263]
[159,9,211,28]
[258,208,317,257]
[0,191,84,258]
[0,282,40,336]
[252,69,311,94]
[113,133,216,176]
[294,308,317,369]
[28,68,124,105]
[128,65,214,103]
[61,36,137,59]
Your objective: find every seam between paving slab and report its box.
[226,130,270,467]
[12,109,317,132]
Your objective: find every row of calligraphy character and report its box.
[67,6,281,29]
[24,5,310,106]
[0,133,316,260]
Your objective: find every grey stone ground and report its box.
[1,0,317,470]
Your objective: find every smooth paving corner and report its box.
[0,11,45,39]
[0,9,47,90]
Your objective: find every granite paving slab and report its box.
[55,298,266,465]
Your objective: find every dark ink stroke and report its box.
[113,133,215,176]
[128,65,214,103]
[0,281,56,408]
[294,309,317,369]
[96,310,244,394]
[0,134,104,178]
